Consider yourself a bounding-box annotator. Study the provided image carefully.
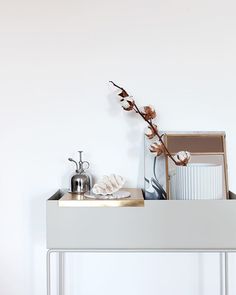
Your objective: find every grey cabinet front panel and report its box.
[46,200,236,250]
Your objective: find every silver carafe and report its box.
[68,151,91,194]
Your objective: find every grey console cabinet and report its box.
[47,190,236,250]
[46,190,236,295]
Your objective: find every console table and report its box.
[46,190,236,295]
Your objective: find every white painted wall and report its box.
[0,0,236,294]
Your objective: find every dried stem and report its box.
[110,81,185,166]
[132,103,180,165]
[109,81,129,97]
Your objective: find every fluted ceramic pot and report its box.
[171,163,223,200]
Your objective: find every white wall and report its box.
[0,0,236,294]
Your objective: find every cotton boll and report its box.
[141,105,156,120]
[174,151,191,165]
[150,141,164,156]
[119,96,134,111]
[145,124,158,139]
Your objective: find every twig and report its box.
[110,81,186,166]
[132,103,180,165]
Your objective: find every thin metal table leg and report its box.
[59,252,65,295]
[46,249,233,295]
[47,250,52,295]
[220,252,229,295]
[224,252,229,295]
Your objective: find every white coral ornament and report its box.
[92,174,125,195]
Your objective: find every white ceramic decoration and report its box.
[170,163,223,200]
[85,190,130,200]
[92,174,125,195]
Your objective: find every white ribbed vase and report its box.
[174,163,223,200]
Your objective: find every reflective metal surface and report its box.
[68,151,91,194]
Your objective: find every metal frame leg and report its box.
[224,252,229,295]
[59,252,65,295]
[47,250,52,295]
[220,252,229,295]
[47,250,65,295]
[46,249,231,295]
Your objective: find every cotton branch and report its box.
[110,81,190,166]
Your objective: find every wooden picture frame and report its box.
[164,131,229,199]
